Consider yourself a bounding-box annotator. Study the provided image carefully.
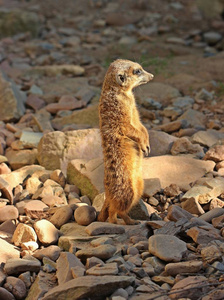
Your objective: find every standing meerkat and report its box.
[97,59,154,225]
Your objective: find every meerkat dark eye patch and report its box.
[119,74,125,82]
[133,69,142,75]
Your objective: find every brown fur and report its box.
[97,59,154,225]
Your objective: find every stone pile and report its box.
[0,0,224,299]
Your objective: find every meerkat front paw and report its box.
[141,143,150,156]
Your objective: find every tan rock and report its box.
[50,206,73,228]
[171,137,204,156]
[30,65,85,77]
[167,205,194,221]
[0,72,25,122]
[12,223,37,247]
[76,244,117,262]
[0,205,18,222]
[45,96,85,114]
[201,244,222,264]
[5,148,38,170]
[0,176,13,203]
[165,260,203,276]
[33,245,61,261]
[181,198,205,215]
[0,238,20,263]
[4,258,41,275]
[71,266,85,278]
[209,198,224,210]
[148,130,177,157]
[24,200,48,213]
[41,195,65,207]
[0,163,11,175]
[203,145,224,162]
[34,220,59,246]
[25,177,43,195]
[37,128,102,171]
[86,262,118,276]
[187,226,223,244]
[192,129,224,147]
[50,170,66,188]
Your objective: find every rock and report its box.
[0,205,19,222]
[19,131,43,149]
[148,234,187,262]
[24,200,48,214]
[0,72,25,121]
[202,289,224,300]
[171,137,204,156]
[28,65,84,77]
[21,241,39,252]
[0,287,15,300]
[157,120,184,133]
[52,104,99,129]
[181,198,205,215]
[37,129,102,171]
[135,82,181,103]
[0,9,40,37]
[86,262,118,276]
[172,96,194,109]
[92,193,105,212]
[187,226,223,244]
[4,258,41,275]
[74,206,96,226]
[34,220,59,245]
[5,148,38,170]
[33,245,62,261]
[203,31,222,45]
[71,266,85,278]
[45,95,85,114]
[12,223,37,247]
[165,260,203,276]
[0,175,13,203]
[196,0,224,18]
[169,276,209,300]
[56,252,85,285]
[143,178,161,197]
[50,206,73,228]
[148,130,178,157]
[191,129,224,147]
[25,270,57,300]
[0,219,16,234]
[0,165,44,190]
[41,195,65,207]
[163,184,181,197]
[26,177,43,195]
[199,207,224,222]
[177,109,206,128]
[42,275,134,300]
[50,170,66,188]
[143,155,215,190]
[167,205,194,221]
[5,276,27,300]
[196,88,214,101]
[85,222,125,236]
[26,94,45,111]
[76,244,117,262]
[181,185,217,205]
[67,158,104,201]
[0,163,11,174]
[201,244,222,264]
[0,238,20,263]
[129,199,155,220]
[203,145,224,162]
[118,36,137,45]
[139,98,162,110]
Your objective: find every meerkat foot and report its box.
[109,210,118,224]
[119,212,140,225]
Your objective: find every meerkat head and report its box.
[107,59,154,91]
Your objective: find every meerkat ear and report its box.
[116,73,127,86]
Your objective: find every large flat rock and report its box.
[42,275,134,300]
[67,155,215,200]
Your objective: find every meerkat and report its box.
[97,59,154,225]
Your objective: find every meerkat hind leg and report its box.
[119,211,140,225]
[108,208,118,224]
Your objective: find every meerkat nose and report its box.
[149,73,154,79]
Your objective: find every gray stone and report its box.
[56,252,85,285]
[42,275,134,300]
[25,270,57,300]
[172,96,194,109]
[50,206,73,228]
[4,258,41,275]
[5,276,27,300]
[196,88,214,101]
[85,222,125,236]
[20,131,43,149]
[0,287,15,300]
[192,129,224,147]
[178,109,206,128]
[203,31,222,45]
[148,234,187,262]
[74,206,96,226]
[32,245,62,261]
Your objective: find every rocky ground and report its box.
[0,0,224,299]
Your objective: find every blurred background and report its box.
[0,0,223,134]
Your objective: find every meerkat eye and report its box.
[133,69,142,75]
[119,74,125,82]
